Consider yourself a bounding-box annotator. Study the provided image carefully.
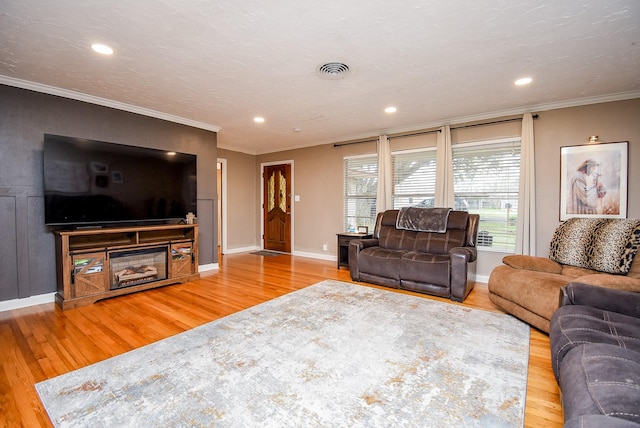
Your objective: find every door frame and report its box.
[260,160,294,252]
[217,158,228,255]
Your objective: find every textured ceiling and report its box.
[1,1,639,154]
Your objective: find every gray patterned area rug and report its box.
[36,280,530,427]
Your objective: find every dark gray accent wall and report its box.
[0,85,217,302]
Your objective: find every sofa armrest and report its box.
[502,255,563,274]
[449,247,477,302]
[449,246,477,263]
[350,238,379,250]
[349,238,379,281]
[560,282,640,318]
[573,274,640,292]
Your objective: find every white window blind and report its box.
[391,148,437,209]
[452,138,521,252]
[344,155,378,232]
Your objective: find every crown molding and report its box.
[370,90,640,140]
[246,90,640,155]
[0,75,222,133]
[3,75,637,155]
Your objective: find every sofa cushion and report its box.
[357,247,404,280]
[400,251,450,287]
[488,265,569,328]
[573,274,640,292]
[561,265,600,277]
[550,304,640,381]
[628,256,640,279]
[378,226,417,251]
[559,343,640,426]
[549,218,604,269]
[413,229,465,255]
[589,219,640,274]
[564,415,640,428]
[502,255,563,274]
[549,218,640,274]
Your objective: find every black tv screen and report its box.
[43,134,197,227]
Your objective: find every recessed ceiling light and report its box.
[515,77,533,86]
[167,151,176,156]
[91,43,114,55]
[254,117,265,123]
[385,106,397,113]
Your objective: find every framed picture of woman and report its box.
[559,141,628,220]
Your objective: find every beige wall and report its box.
[217,149,259,250]
[533,99,640,254]
[220,98,640,279]
[259,144,351,256]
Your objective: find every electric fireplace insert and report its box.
[109,247,168,290]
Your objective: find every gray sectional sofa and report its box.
[550,282,640,427]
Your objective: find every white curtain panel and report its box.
[376,135,392,212]
[435,125,454,208]
[516,112,537,255]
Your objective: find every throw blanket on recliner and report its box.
[396,207,452,233]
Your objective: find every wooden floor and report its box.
[0,252,563,427]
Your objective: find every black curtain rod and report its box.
[333,114,539,147]
[333,138,378,148]
[391,114,540,140]
[388,128,440,140]
[449,114,539,131]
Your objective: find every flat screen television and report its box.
[43,134,197,227]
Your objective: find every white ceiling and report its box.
[1,1,639,154]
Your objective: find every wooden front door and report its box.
[263,164,291,253]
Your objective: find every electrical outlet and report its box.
[322,243,328,251]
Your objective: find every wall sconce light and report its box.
[589,135,599,143]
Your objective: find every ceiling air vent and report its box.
[317,62,350,80]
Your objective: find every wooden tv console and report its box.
[54,224,200,310]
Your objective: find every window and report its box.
[391,148,437,209]
[452,138,521,252]
[344,155,378,232]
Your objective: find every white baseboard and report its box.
[223,246,260,255]
[222,246,338,263]
[199,263,219,272]
[0,292,56,312]
[475,274,489,284]
[292,250,337,262]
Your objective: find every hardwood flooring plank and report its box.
[0,324,52,427]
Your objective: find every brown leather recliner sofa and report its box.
[349,208,479,302]
[488,218,640,333]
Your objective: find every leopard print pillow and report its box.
[549,218,640,274]
[588,219,640,274]
[549,218,604,269]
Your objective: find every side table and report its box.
[337,232,372,269]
